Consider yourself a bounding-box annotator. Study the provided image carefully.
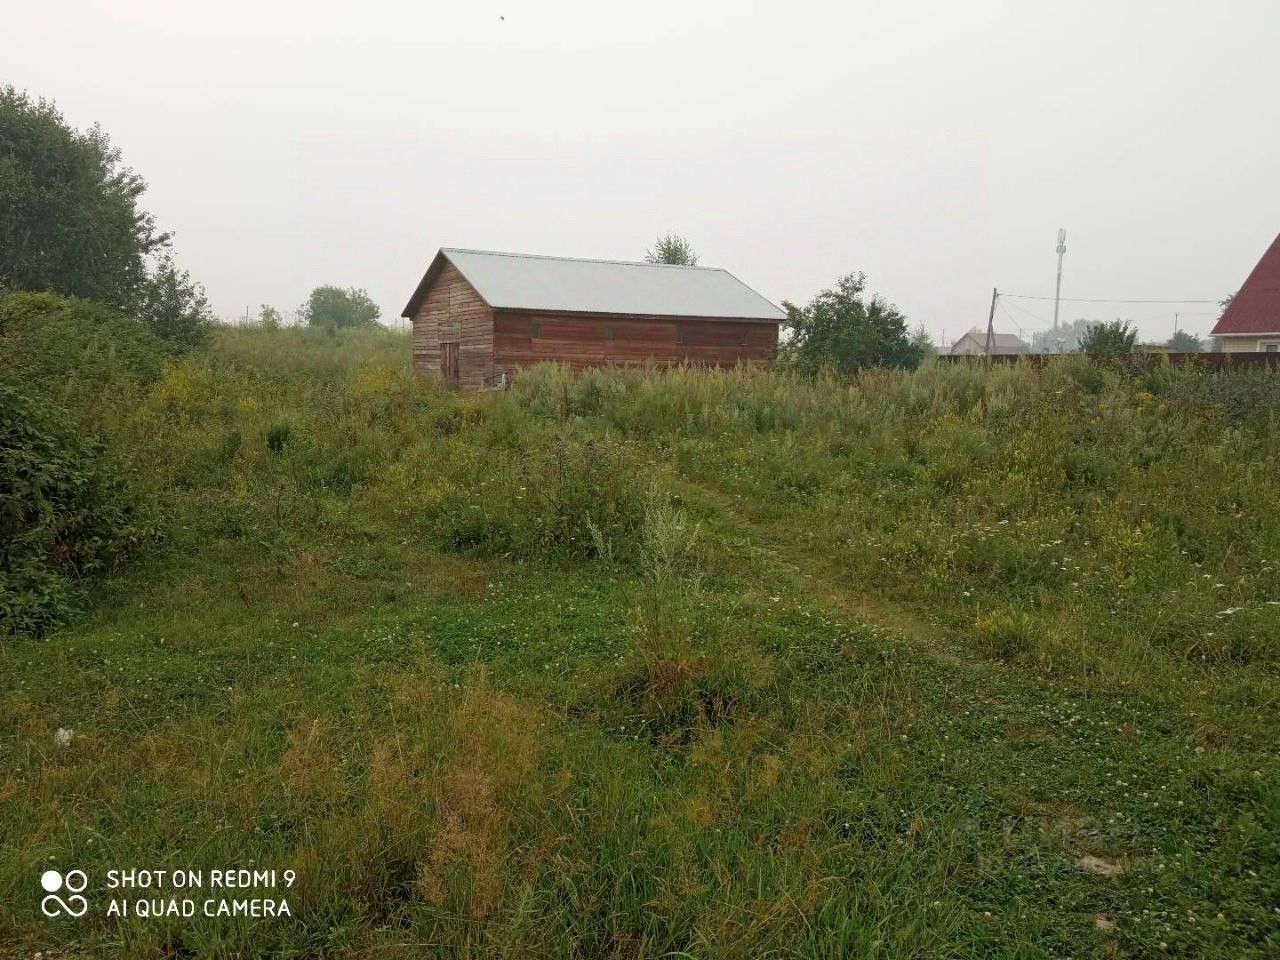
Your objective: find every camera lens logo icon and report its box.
[40,869,88,918]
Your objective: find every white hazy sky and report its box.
[4,1,1278,346]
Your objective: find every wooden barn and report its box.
[401,248,785,388]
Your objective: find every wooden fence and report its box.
[938,352,1280,369]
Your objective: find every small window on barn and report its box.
[738,327,749,346]
[675,324,686,345]
[530,321,540,339]
[604,326,615,342]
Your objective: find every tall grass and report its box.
[11,331,1278,666]
[502,359,1280,669]
[4,333,1279,958]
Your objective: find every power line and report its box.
[997,300,1027,337]
[1001,298,1049,326]
[1001,293,1220,304]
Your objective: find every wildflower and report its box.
[55,728,73,747]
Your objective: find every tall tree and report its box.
[644,233,698,266]
[0,85,168,308]
[782,273,926,373]
[1167,330,1202,352]
[301,286,380,328]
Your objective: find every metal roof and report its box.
[1211,233,1280,335]
[401,248,786,321]
[948,330,1030,353]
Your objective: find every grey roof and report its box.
[402,247,786,321]
[949,330,1030,354]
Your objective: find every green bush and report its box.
[1162,366,1280,430]
[1079,319,1138,357]
[0,385,153,637]
[0,290,173,404]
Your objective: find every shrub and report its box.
[0,290,172,403]
[0,385,153,637]
[1079,319,1137,357]
[1163,367,1280,431]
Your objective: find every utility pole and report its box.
[984,288,998,359]
[1053,228,1067,335]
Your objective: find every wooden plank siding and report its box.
[492,311,777,374]
[411,263,493,389]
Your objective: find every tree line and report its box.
[0,86,383,339]
[644,233,933,373]
[26,82,1183,374]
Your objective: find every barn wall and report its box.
[412,263,493,388]
[492,311,777,373]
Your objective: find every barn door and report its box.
[440,341,460,385]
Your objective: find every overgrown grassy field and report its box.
[3,326,1278,958]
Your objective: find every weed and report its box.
[4,333,1279,957]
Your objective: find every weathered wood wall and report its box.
[411,263,493,388]
[493,311,777,374]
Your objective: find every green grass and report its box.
[2,328,1278,958]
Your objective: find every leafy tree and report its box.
[909,326,937,360]
[1031,318,1093,353]
[782,273,925,373]
[0,85,168,309]
[258,305,283,330]
[134,253,213,346]
[644,233,698,266]
[1167,330,1202,352]
[301,286,380,328]
[1079,319,1137,357]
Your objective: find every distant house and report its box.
[1211,233,1280,352]
[947,329,1030,356]
[400,248,785,389]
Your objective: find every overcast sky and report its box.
[5,1,1278,345]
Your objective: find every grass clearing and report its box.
[2,328,1278,957]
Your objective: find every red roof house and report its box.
[1211,234,1280,352]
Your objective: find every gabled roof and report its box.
[401,248,786,321]
[1212,233,1280,335]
